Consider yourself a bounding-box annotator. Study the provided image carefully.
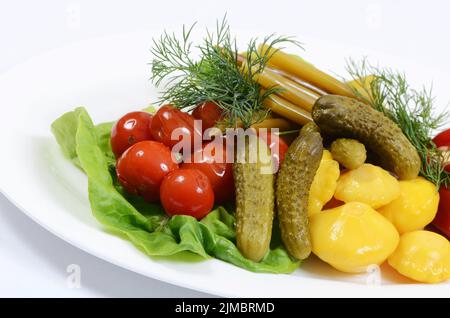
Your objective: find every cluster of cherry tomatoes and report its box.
[111,102,288,220]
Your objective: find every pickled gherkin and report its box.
[276,130,323,260]
[233,135,275,262]
[331,138,367,170]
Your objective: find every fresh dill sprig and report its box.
[346,58,450,188]
[150,16,301,128]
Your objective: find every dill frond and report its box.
[150,16,301,128]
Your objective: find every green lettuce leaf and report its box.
[51,107,299,273]
[94,121,115,166]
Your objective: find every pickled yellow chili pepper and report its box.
[259,44,355,98]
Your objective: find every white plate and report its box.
[0,30,449,298]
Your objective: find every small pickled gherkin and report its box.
[331,138,367,170]
[300,121,320,135]
[233,136,275,262]
[276,130,323,260]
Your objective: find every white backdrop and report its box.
[0,0,449,297]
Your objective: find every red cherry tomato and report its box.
[433,129,450,148]
[160,169,214,219]
[432,129,450,173]
[116,141,178,202]
[150,104,202,150]
[192,101,223,130]
[259,132,289,172]
[432,185,450,238]
[110,111,153,158]
[181,143,234,204]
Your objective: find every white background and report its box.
[0,0,449,297]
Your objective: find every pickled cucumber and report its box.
[331,138,367,170]
[234,136,275,262]
[312,95,420,179]
[276,130,323,260]
[300,122,320,135]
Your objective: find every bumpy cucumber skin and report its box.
[276,131,323,260]
[312,95,420,180]
[331,138,367,170]
[234,137,275,262]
